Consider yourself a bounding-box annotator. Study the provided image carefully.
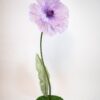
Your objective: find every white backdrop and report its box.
[0,0,100,100]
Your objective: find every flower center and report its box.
[46,10,54,18]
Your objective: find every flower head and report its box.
[30,0,69,35]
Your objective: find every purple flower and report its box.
[30,0,69,35]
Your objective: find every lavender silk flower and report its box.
[30,0,69,35]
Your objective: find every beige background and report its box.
[0,0,100,100]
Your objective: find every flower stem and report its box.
[40,32,51,100]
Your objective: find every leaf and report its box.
[36,95,63,100]
[35,54,49,96]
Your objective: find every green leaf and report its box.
[35,54,49,96]
[36,95,63,100]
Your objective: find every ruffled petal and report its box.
[29,3,41,22]
[48,2,69,34]
[37,0,59,7]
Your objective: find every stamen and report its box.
[46,10,54,18]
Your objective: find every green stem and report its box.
[40,32,51,99]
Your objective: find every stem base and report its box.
[36,95,63,100]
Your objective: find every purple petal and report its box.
[30,4,40,22]
[37,0,59,7]
[48,3,69,33]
